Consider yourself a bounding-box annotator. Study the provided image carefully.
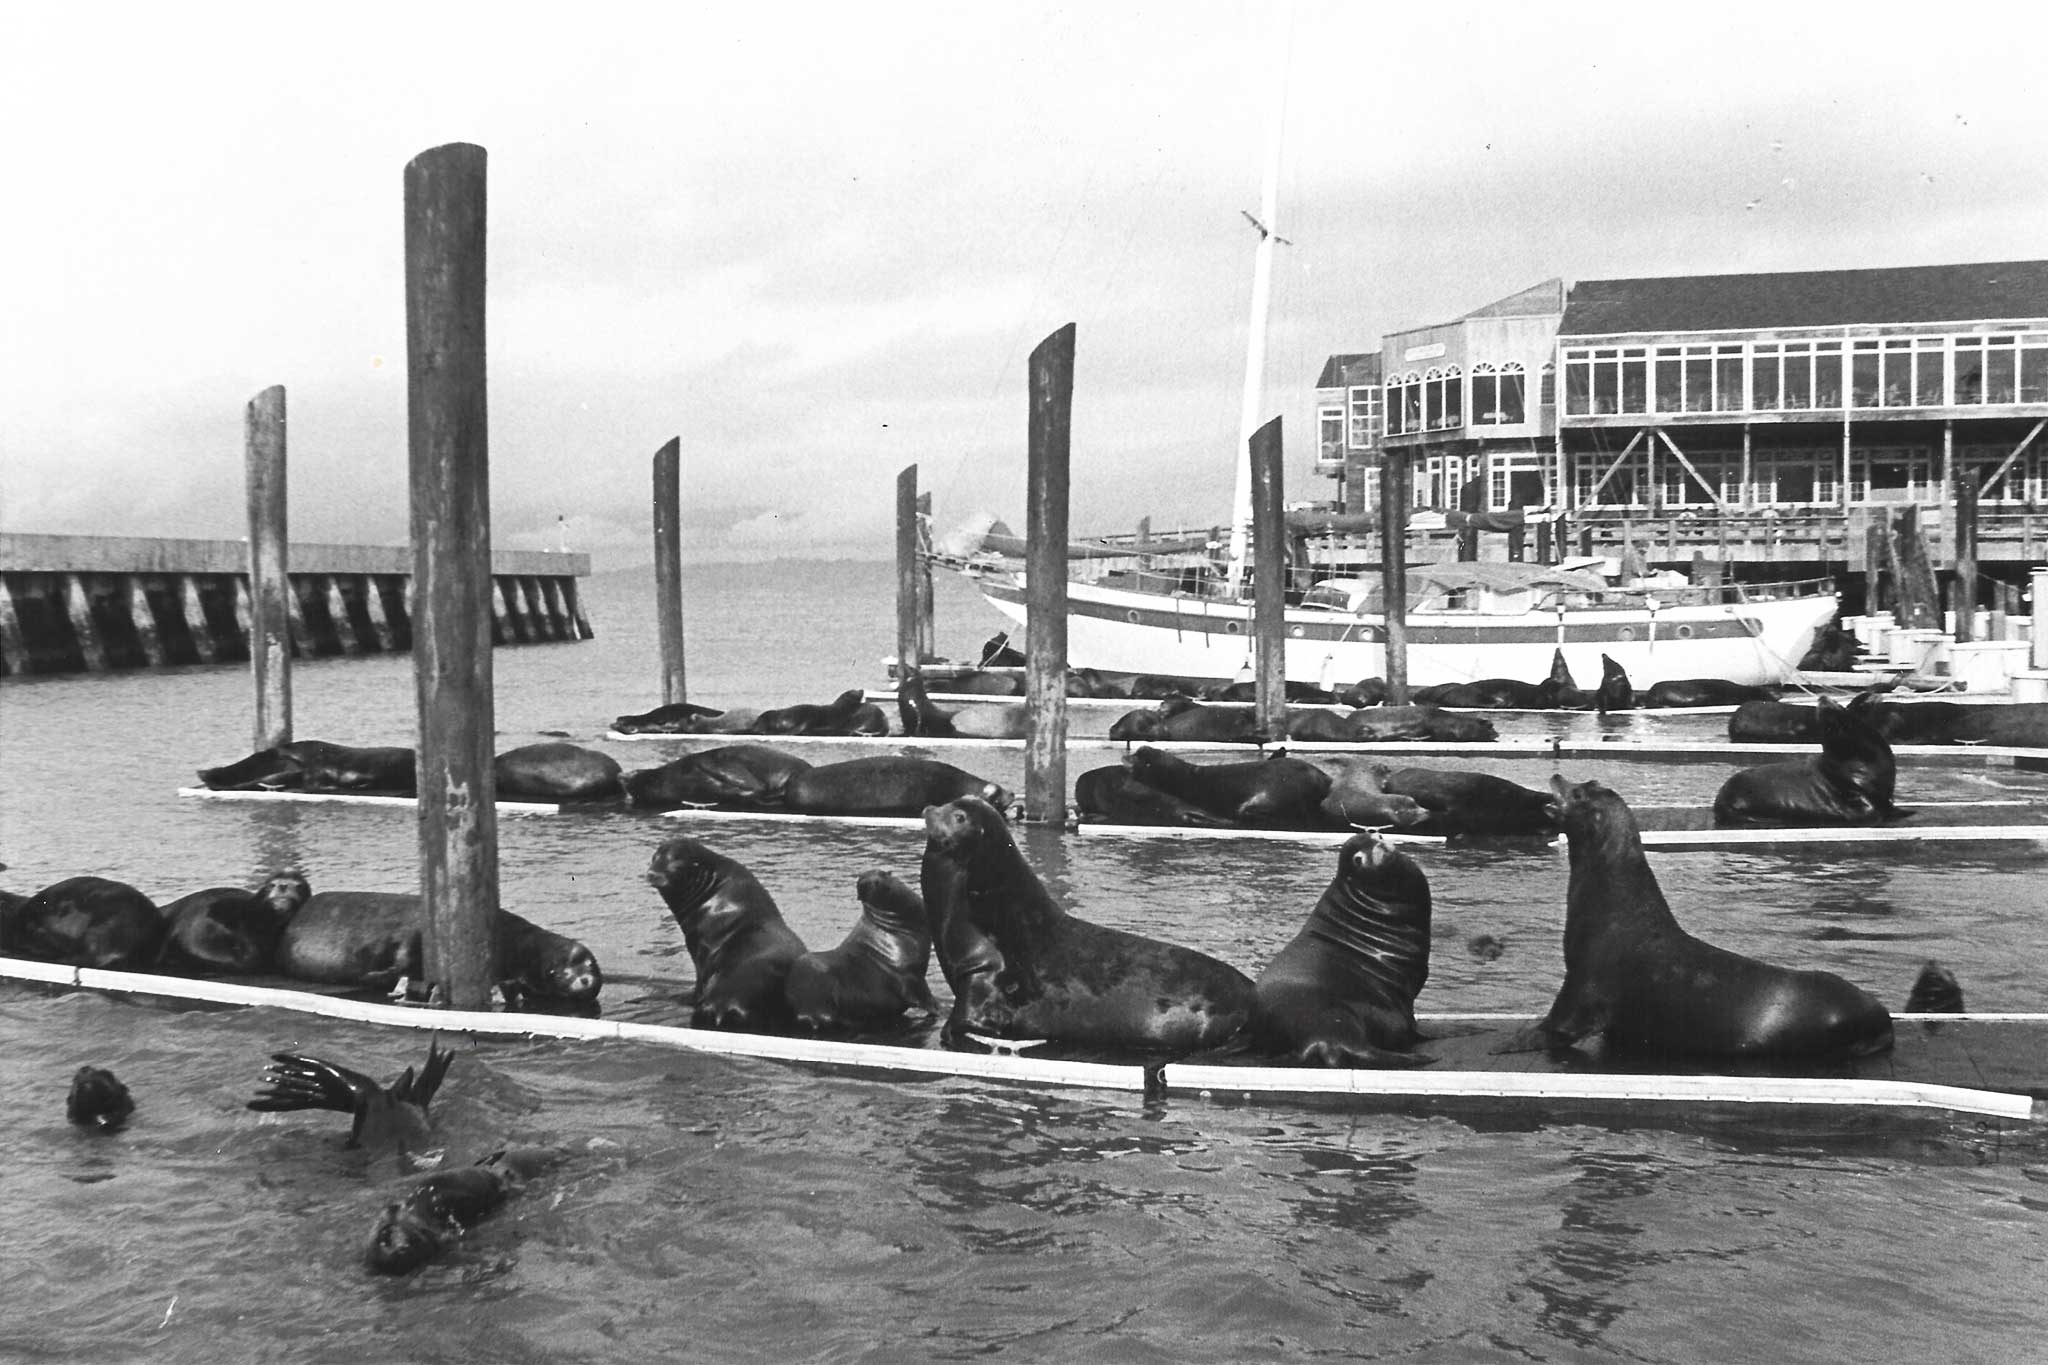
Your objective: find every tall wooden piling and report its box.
[405,141,497,1012]
[245,384,291,747]
[1894,504,1941,631]
[1379,453,1411,704]
[652,437,687,704]
[896,464,923,681]
[914,491,935,664]
[1024,324,1075,825]
[1952,474,1979,643]
[1248,417,1287,739]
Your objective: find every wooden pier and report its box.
[0,532,592,677]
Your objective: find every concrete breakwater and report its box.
[0,533,592,677]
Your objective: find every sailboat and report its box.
[929,39,1838,692]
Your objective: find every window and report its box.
[1346,385,1380,449]
[1751,344,1783,410]
[1914,338,1947,405]
[1619,348,1648,414]
[1714,345,1745,412]
[2022,337,2048,403]
[1319,406,1344,464]
[1470,362,1526,425]
[1654,346,1682,412]
[1564,350,1594,416]
[1423,367,1463,429]
[1955,338,1985,404]
[1385,372,1422,436]
[1986,336,2017,404]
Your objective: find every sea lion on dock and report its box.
[1341,705,1498,743]
[275,894,602,1006]
[1411,678,1553,709]
[493,742,623,801]
[920,795,1255,1050]
[248,1040,454,1151]
[197,740,417,794]
[1545,650,1594,710]
[1312,756,1428,830]
[1593,655,1634,713]
[67,1066,135,1131]
[1641,678,1779,708]
[897,673,1030,740]
[752,688,872,736]
[646,837,808,1031]
[1072,764,1233,827]
[623,744,812,810]
[1372,765,1557,838]
[1248,833,1433,1068]
[1728,697,1823,743]
[783,756,1013,819]
[610,702,763,735]
[1107,697,1268,745]
[1,875,162,970]
[784,870,939,1034]
[1504,777,1894,1060]
[158,872,312,976]
[1712,695,1903,826]
[1123,747,1332,827]
[365,1146,562,1274]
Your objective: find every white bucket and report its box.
[1888,627,1944,668]
[1853,612,1893,648]
[2010,669,2048,705]
[1948,641,2032,693]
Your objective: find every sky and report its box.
[4,2,2046,567]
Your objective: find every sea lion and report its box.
[1594,655,1634,713]
[1123,747,1332,827]
[1864,699,2048,748]
[158,872,312,976]
[898,673,1029,740]
[1341,705,1498,743]
[783,870,939,1034]
[1712,695,1903,826]
[197,739,417,793]
[1072,764,1233,827]
[365,1146,562,1274]
[2,875,163,970]
[1641,678,1779,708]
[610,702,764,735]
[1107,698,1267,745]
[920,795,1255,1050]
[752,688,871,735]
[493,742,623,801]
[274,894,602,1005]
[1903,962,1964,1013]
[783,756,1013,818]
[623,744,812,810]
[1545,649,1594,710]
[1247,833,1434,1067]
[1728,698,1822,743]
[1285,708,1365,743]
[1335,678,1388,707]
[1203,679,1342,704]
[67,1066,135,1131]
[646,837,808,1031]
[1372,765,1557,837]
[1505,777,1894,1060]
[1411,678,1552,709]
[248,1040,454,1150]
[1312,755,1428,830]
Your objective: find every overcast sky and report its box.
[4,2,2045,566]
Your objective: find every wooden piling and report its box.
[126,578,166,667]
[1248,417,1287,739]
[1952,474,1979,643]
[1023,323,1075,825]
[0,579,26,674]
[1894,504,1941,630]
[64,574,107,672]
[1380,453,1410,704]
[405,141,497,1012]
[652,437,687,704]
[896,464,922,681]
[245,384,291,747]
[914,491,935,664]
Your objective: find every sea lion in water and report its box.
[783,870,939,1034]
[919,795,1255,1050]
[783,756,1013,818]
[248,1040,454,1150]
[897,673,1030,740]
[1505,777,1894,1060]
[365,1146,562,1274]
[67,1066,135,1131]
[158,872,312,976]
[1903,962,1964,1014]
[1712,695,1903,826]
[623,744,812,810]
[1248,833,1434,1068]
[493,742,623,801]
[646,837,808,1031]
[2,875,163,970]
[1123,747,1331,827]
[275,895,602,1006]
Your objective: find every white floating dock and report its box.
[177,787,564,815]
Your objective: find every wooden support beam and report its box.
[245,384,291,746]
[1653,428,1729,514]
[1953,474,1979,643]
[1024,323,1075,825]
[652,437,686,704]
[1248,416,1287,739]
[1977,417,2046,498]
[1380,453,1410,704]
[1585,430,1645,499]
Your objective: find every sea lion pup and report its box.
[1123,747,1332,827]
[3,875,163,970]
[919,795,1255,1051]
[783,870,939,1034]
[67,1066,135,1131]
[647,837,808,1031]
[248,1040,455,1150]
[1903,962,1965,1014]
[1505,778,1894,1060]
[1594,654,1635,713]
[158,872,312,976]
[365,1146,562,1275]
[897,672,1029,740]
[1248,833,1434,1068]
[1712,695,1904,827]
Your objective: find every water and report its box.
[3,560,2046,1363]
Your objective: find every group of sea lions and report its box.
[1732,692,2048,749]
[644,783,1930,1071]
[611,687,891,736]
[0,871,602,1009]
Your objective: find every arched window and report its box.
[1385,371,1423,435]
[1423,367,1463,430]
[1471,362,1526,425]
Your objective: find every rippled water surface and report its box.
[2,560,2045,1363]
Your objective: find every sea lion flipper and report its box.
[1490,1021,1563,1054]
[246,1053,377,1114]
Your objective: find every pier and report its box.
[0,532,592,677]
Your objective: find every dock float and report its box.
[177,787,565,815]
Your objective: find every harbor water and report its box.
[2,559,2045,1363]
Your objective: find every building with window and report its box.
[1313,352,1382,514]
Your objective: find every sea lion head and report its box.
[66,1065,134,1131]
[1595,655,1635,712]
[1122,746,1183,787]
[856,870,927,938]
[1107,710,1168,742]
[1547,775,1638,843]
[922,795,1005,857]
[1337,833,1431,919]
[364,1202,451,1275]
[646,837,739,924]
[256,873,313,918]
[1431,711,1500,742]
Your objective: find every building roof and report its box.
[1315,352,1381,387]
[1560,259,2048,336]
[1463,278,1564,320]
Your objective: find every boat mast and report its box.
[1223,19,1292,599]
